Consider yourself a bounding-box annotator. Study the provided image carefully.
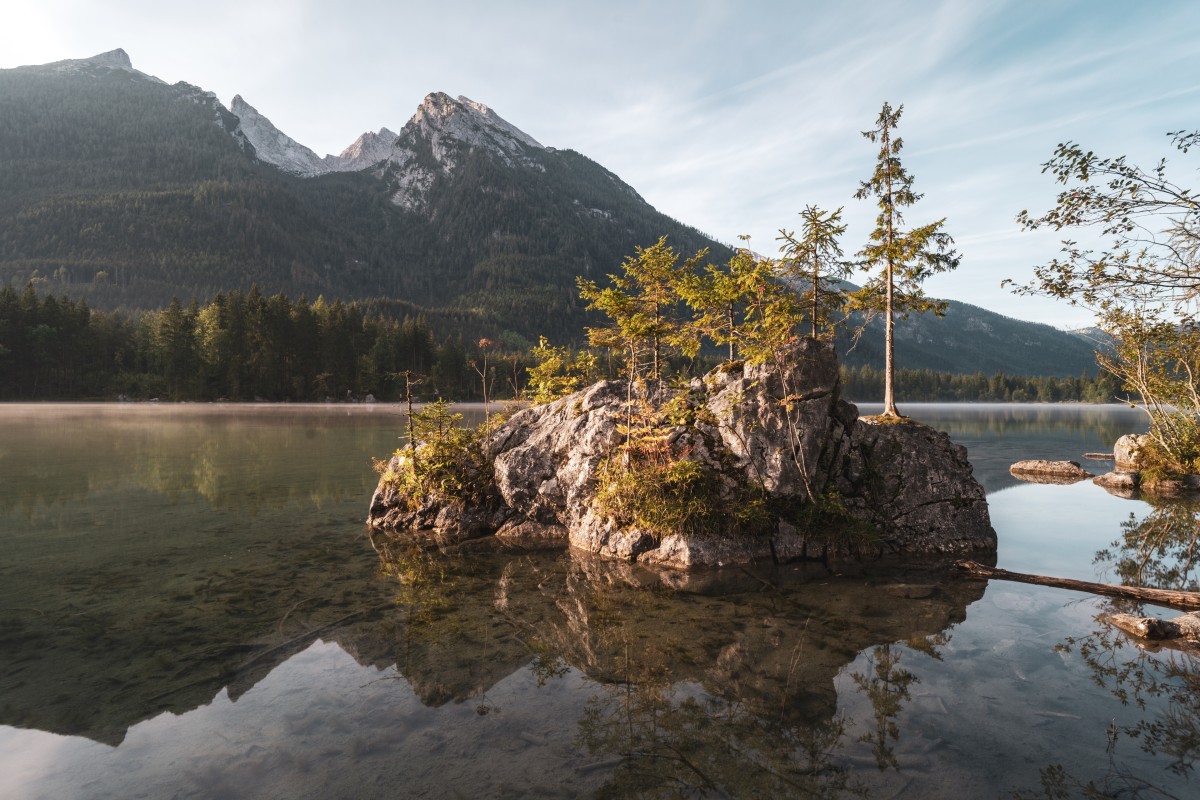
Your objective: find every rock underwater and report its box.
[368,339,996,570]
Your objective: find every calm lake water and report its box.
[2,402,1196,799]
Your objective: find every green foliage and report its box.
[526,336,597,404]
[675,248,750,363]
[1013,130,1200,313]
[675,241,797,364]
[777,205,852,339]
[0,282,451,400]
[1098,311,1200,474]
[592,397,768,540]
[778,487,877,548]
[578,237,701,381]
[377,400,490,510]
[1013,129,1200,470]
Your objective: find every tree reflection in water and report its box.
[575,619,865,799]
[850,643,920,772]
[1095,499,1200,593]
[1016,499,1200,798]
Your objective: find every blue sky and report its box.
[4,0,1198,327]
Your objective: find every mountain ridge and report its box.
[0,49,1099,376]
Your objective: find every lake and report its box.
[1,401,1196,799]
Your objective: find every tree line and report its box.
[1,280,1125,404]
[840,364,1121,404]
[0,284,450,401]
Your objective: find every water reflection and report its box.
[0,403,1183,798]
[851,643,921,772]
[1023,615,1200,798]
[861,403,1147,493]
[0,403,407,517]
[0,404,408,746]
[1095,500,1200,593]
[1013,498,1200,797]
[368,538,985,797]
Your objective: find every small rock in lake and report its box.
[1009,460,1094,483]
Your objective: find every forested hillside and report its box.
[0,51,1100,381]
[838,297,1100,377]
[0,57,725,344]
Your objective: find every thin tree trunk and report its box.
[811,262,819,340]
[882,122,898,418]
[883,262,896,415]
[727,304,735,362]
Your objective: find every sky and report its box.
[3,0,1198,328]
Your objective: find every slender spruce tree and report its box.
[777,205,851,340]
[853,102,959,417]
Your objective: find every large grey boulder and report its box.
[1114,433,1150,470]
[703,339,854,499]
[838,420,993,554]
[368,339,996,569]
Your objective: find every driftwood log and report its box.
[953,560,1200,611]
[1104,611,1200,643]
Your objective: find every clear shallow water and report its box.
[2,402,1196,799]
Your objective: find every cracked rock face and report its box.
[368,339,996,569]
[703,339,853,498]
[837,421,994,554]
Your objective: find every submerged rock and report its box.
[368,339,996,569]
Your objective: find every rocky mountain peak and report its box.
[87,48,133,69]
[411,92,543,154]
[338,127,399,166]
[378,92,546,210]
[230,95,329,176]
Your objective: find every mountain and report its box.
[230,94,396,175]
[0,50,724,342]
[0,49,1098,375]
[840,298,1099,377]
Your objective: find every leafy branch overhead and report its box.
[1013,130,1200,312]
[1013,128,1200,473]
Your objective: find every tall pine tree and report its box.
[852,103,959,417]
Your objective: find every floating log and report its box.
[953,560,1200,610]
[1083,452,1114,460]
